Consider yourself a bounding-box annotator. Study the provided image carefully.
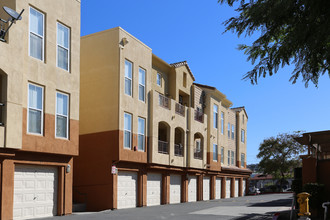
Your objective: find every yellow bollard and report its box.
[297,192,311,217]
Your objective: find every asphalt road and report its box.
[41,193,293,220]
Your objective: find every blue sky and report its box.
[81,1,330,164]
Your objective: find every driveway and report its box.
[41,193,293,220]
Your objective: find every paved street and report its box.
[42,193,293,220]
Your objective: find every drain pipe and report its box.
[322,202,330,220]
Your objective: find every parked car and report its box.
[248,187,260,195]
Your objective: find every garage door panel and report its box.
[215,178,221,200]
[147,173,162,206]
[226,178,231,198]
[188,176,197,202]
[203,177,210,201]
[13,165,58,220]
[117,172,137,209]
[170,175,181,204]
[243,180,246,196]
[235,179,239,197]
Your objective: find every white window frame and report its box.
[241,153,245,167]
[29,6,45,61]
[227,123,230,138]
[227,150,230,165]
[138,117,145,151]
[138,67,146,102]
[125,60,133,96]
[221,147,224,164]
[124,112,132,149]
[213,104,218,129]
[221,112,224,134]
[241,129,245,143]
[213,144,218,161]
[55,91,69,139]
[156,72,162,86]
[231,150,235,165]
[27,83,44,135]
[231,124,235,140]
[56,22,70,71]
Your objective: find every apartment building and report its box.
[75,27,251,211]
[0,0,80,219]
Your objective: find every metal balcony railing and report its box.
[159,93,170,109]
[175,103,185,116]
[158,140,169,154]
[194,148,203,159]
[174,144,183,157]
[0,102,4,126]
[194,109,204,123]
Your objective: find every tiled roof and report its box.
[170,61,195,81]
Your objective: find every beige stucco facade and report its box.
[75,27,251,211]
[0,0,80,219]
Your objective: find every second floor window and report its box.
[138,117,145,151]
[138,68,145,102]
[241,129,245,143]
[213,144,218,161]
[57,23,70,71]
[227,123,230,138]
[28,83,43,134]
[213,104,218,129]
[56,92,69,138]
[156,73,161,86]
[231,125,235,139]
[124,113,132,149]
[221,147,224,164]
[231,150,235,165]
[227,150,230,165]
[125,60,132,96]
[241,153,245,167]
[221,112,224,134]
[29,7,44,61]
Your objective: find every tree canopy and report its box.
[257,132,306,184]
[218,0,330,87]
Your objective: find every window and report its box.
[241,153,245,167]
[231,150,235,165]
[156,72,162,86]
[221,147,224,164]
[227,123,230,138]
[213,144,218,161]
[213,105,218,129]
[28,84,43,134]
[29,7,44,61]
[138,117,145,151]
[125,60,132,96]
[138,68,145,102]
[221,112,224,134]
[56,92,69,138]
[124,113,132,149]
[241,129,245,143]
[231,124,235,139]
[227,150,230,165]
[57,23,70,71]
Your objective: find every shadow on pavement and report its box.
[249,198,292,207]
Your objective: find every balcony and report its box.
[194,148,203,159]
[159,93,170,109]
[158,140,169,154]
[174,144,183,157]
[194,109,204,123]
[175,103,185,116]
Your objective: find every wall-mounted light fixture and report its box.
[66,164,71,173]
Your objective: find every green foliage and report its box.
[218,0,330,87]
[257,132,306,182]
[302,183,325,209]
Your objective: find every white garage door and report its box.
[235,179,239,197]
[215,178,221,200]
[147,173,162,206]
[203,177,210,201]
[170,175,181,204]
[226,178,231,198]
[188,176,197,202]
[242,179,246,196]
[117,172,137,209]
[13,165,58,220]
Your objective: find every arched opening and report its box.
[194,133,203,159]
[0,70,7,126]
[158,121,170,154]
[174,127,184,157]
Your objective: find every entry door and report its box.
[188,176,197,202]
[117,172,137,209]
[226,178,231,198]
[215,178,221,199]
[147,173,162,206]
[13,165,58,220]
[170,175,181,204]
[203,177,210,201]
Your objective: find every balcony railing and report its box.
[194,148,203,159]
[194,109,204,123]
[175,103,185,116]
[159,93,170,109]
[0,102,4,126]
[158,140,169,154]
[174,144,184,157]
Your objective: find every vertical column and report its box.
[210,175,215,200]
[58,166,65,215]
[239,177,243,197]
[197,174,203,201]
[221,177,226,199]
[230,177,235,198]
[138,170,147,207]
[64,158,74,214]
[2,159,14,220]
[112,173,118,209]
[162,173,170,204]
[181,174,188,203]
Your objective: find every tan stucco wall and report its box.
[0,0,80,149]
